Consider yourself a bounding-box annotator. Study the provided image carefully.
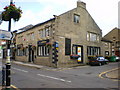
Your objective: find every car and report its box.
[116,56,120,62]
[109,56,120,62]
[104,58,109,64]
[89,56,107,66]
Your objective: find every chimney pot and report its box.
[77,0,86,9]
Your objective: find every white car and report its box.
[116,56,120,62]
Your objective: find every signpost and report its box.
[0,30,13,40]
[1,0,22,89]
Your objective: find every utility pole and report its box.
[6,0,13,89]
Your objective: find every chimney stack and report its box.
[77,0,86,9]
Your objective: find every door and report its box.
[28,45,34,63]
[72,45,83,63]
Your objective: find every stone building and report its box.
[103,27,120,57]
[101,38,112,57]
[15,1,103,67]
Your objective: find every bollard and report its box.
[2,67,5,86]
[5,63,11,89]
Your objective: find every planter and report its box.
[70,54,80,59]
[46,43,52,48]
[2,4,22,22]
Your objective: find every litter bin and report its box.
[109,56,116,62]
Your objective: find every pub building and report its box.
[15,1,105,67]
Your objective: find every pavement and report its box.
[106,68,120,80]
[0,60,120,89]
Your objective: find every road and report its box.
[0,60,2,86]
[0,60,119,89]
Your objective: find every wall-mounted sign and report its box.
[0,30,13,40]
[37,39,49,45]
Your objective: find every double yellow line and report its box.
[11,85,19,90]
[99,67,120,81]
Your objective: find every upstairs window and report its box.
[45,27,50,37]
[27,32,34,41]
[87,32,100,42]
[39,27,50,38]
[74,14,80,23]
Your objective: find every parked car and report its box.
[116,56,120,62]
[98,57,109,64]
[109,56,120,62]
[89,56,108,66]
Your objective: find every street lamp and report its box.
[5,0,13,89]
[1,0,22,89]
[0,11,2,25]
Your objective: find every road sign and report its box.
[0,30,13,40]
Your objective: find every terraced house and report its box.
[15,1,103,67]
[103,28,120,57]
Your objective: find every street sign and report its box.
[0,30,13,40]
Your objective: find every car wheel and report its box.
[99,63,102,66]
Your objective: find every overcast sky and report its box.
[0,0,119,36]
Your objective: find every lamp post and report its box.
[5,0,13,89]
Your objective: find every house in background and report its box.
[103,27,120,57]
[15,1,103,67]
[101,38,112,57]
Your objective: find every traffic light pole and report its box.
[5,0,12,89]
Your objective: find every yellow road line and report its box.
[11,85,19,90]
[99,67,120,81]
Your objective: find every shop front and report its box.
[37,39,50,57]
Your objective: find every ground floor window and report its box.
[24,48,28,56]
[87,46,100,56]
[72,45,77,54]
[17,49,24,56]
[37,45,49,56]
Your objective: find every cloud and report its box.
[118,1,120,28]
[0,0,118,36]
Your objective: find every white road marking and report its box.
[12,67,28,73]
[37,74,71,83]
[0,66,2,70]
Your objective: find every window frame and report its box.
[37,45,50,57]
[74,14,80,23]
[65,38,71,55]
[87,46,100,56]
